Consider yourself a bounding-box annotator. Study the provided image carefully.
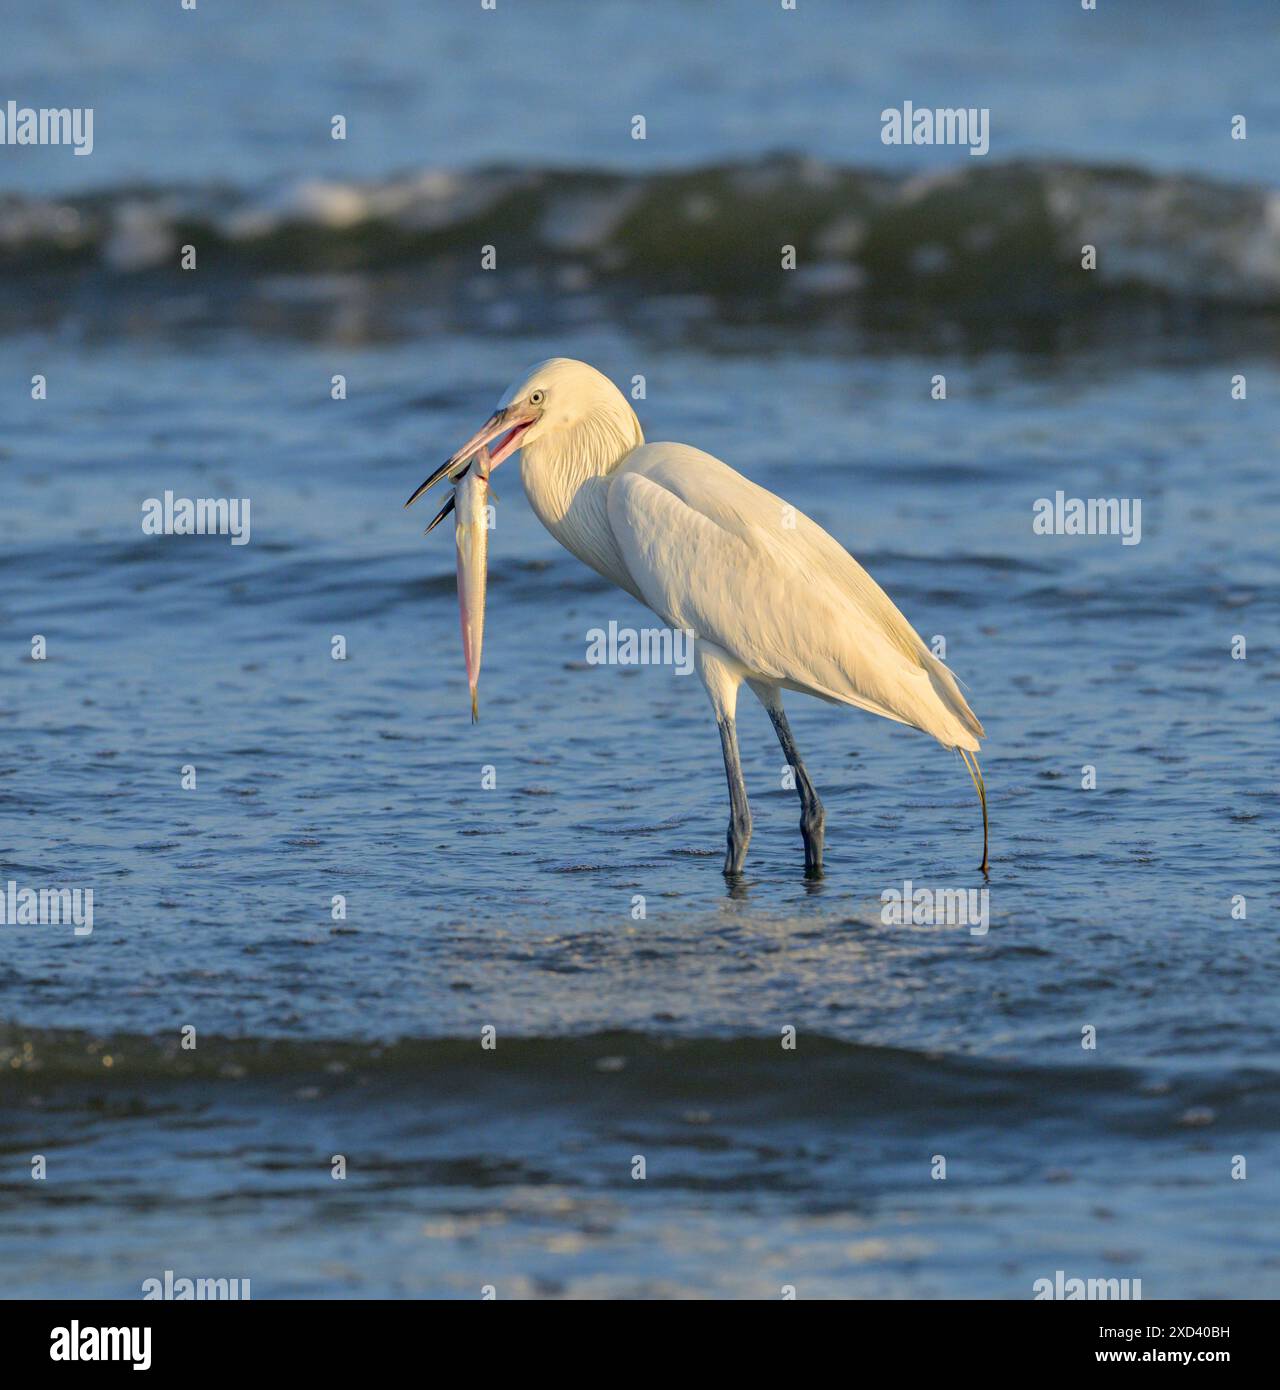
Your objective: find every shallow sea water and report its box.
[2,0,1278,1299]
[3,330,1276,1297]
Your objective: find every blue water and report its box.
[2,1,1278,1300]
[5,0,1278,195]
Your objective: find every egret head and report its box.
[405,358,642,509]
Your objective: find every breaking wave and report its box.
[4,1025,1277,1139]
[3,157,1278,316]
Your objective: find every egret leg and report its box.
[696,642,751,877]
[750,682,825,877]
[717,716,752,876]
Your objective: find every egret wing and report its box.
[607,443,983,748]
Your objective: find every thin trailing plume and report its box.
[959,748,990,878]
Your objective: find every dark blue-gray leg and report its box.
[752,684,825,876]
[717,716,752,877]
[697,643,752,878]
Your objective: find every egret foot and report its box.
[800,803,825,878]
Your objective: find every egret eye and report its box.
[529,389,545,406]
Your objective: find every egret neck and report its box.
[519,387,645,600]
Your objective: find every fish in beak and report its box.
[404,402,537,509]
[453,446,495,722]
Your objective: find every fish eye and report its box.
[529,389,546,406]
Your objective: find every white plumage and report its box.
[607,445,984,751]
[408,356,988,877]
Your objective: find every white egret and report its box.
[406,358,988,878]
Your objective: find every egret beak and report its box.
[423,492,456,534]
[404,404,536,508]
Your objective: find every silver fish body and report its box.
[453,449,492,721]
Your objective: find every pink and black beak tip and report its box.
[405,403,535,514]
[405,459,464,509]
